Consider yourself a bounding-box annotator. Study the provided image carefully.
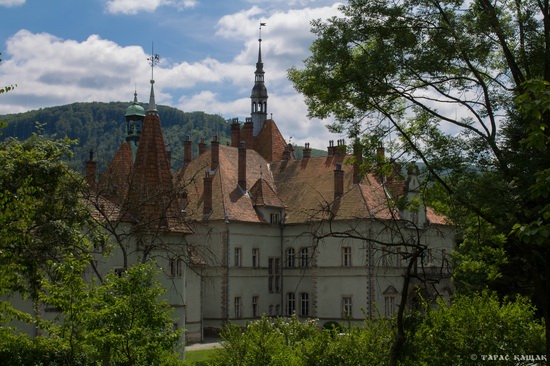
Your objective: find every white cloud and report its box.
[105,0,196,14]
[0,3,345,149]
[0,30,153,114]
[0,0,25,7]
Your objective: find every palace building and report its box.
[85,34,454,342]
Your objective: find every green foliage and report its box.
[0,132,182,365]
[90,264,182,366]
[408,292,546,365]
[0,102,232,171]
[0,132,98,301]
[211,315,395,366]
[212,295,545,366]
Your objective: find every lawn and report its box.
[182,348,219,365]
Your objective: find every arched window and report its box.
[286,247,295,268]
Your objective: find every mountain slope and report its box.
[0,102,232,172]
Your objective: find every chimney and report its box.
[303,142,311,159]
[198,138,207,155]
[353,139,363,184]
[166,144,172,166]
[335,139,346,156]
[183,135,192,165]
[238,141,247,190]
[85,149,97,190]
[203,171,213,215]
[281,144,294,161]
[231,119,241,148]
[334,162,344,199]
[242,118,254,149]
[211,135,220,171]
[376,143,385,163]
[327,140,335,156]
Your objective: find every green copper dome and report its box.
[125,92,146,118]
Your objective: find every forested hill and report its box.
[0,102,232,172]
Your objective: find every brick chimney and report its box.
[303,142,311,159]
[327,140,335,156]
[334,162,344,199]
[335,139,346,156]
[231,119,241,148]
[238,141,247,190]
[183,135,192,165]
[203,171,213,215]
[199,138,207,155]
[376,143,385,163]
[211,135,220,171]
[85,149,96,190]
[166,144,172,166]
[242,118,254,149]
[353,139,363,184]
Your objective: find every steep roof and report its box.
[176,145,448,227]
[254,119,287,163]
[270,155,395,223]
[97,141,133,203]
[249,178,285,208]
[177,145,274,223]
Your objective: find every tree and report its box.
[0,132,100,312]
[0,132,183,365]
[288,0,550,359]
[0,52,16,95]
[88,263,182,366]
[409,292,546,365]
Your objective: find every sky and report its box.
[0,0,345,149]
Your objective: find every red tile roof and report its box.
[176,143,448,226]
[97,141,133,204]
[249,178,285,208]
[254,119,288,162]
[177,145,274,223]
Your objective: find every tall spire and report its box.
[251,22,268,137]
[147,44,160,115]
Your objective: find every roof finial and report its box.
[147,43,160,114]
[258,22,266,62]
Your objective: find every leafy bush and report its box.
[406,292,546,365]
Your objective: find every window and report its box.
[385,296,395,317]
[342,296,352,318]
[286,247,295,268]
[270,213,280,224]
[177,258,183,277]
[274,258,281,293]
[169,258,183,277]
[234,247,241,267]
[286,293,295,316]
[342,247,352,267]
[300,293,309,316]
[268,305,273,316]
[382,247,401,267]
[275,304,281,316]
[268,257,281,293]
[252,296,259,317]
[169,258,176,277]
[300,247,309,267]
[411,210,419,226]
[383,286,398,317]
[114,267,125,277]
[252,248,260,268]
[234,297,242,318]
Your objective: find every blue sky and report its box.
[0,0,344,148]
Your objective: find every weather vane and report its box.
[147,43,160,81]
[259,22,266,40]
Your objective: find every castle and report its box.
[85,35,454,342]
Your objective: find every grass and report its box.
[182,348,219,365]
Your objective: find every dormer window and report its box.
[270,213,280,224]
